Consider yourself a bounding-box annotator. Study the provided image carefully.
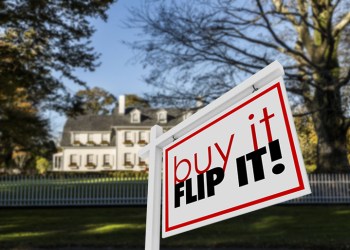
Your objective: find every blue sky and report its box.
[69,0,151,95]
[49,0,151,137]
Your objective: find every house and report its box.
[52,95,194,172]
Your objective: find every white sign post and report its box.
[140,61,311,248]
[144,125,163,250]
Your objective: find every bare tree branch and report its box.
[256,0,318,68]
[333,11,350,36]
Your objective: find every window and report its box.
[158,113,166,122]
[87,134,95,145]
[140,131,147,141]
[72,134,80,145]
[131,112,140,123]
[124,131,133,145]
[88,134,94,142]
[124,153,133,166]
[130,109,141,123]
[138,157,147,167]
[125,131,132,140]
[157,110,167,123]
[74,134,80,142]
[55,156,62,169]
[103,154,110,165]
[70,155,78,167]
[85,154,95,168]
[70,155,77,164]
[101,133,109,145]
[138,131,147,145]
[87,154,94,164]
[102,133,109,142]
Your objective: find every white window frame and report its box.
[124,153,133,164]
[55,156,62,169]
[102,133,109,142]
[139,131,147,142]
[74,133,80,142]
[125,131,133,141]
[139,157,147,165]
[88,133,94,142]
[70,154,77,164]
[103,154,110,165]
[131,112,140,123]
[87,154,94,164]
[157,111,167,123]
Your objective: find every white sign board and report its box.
[162,78,311,238]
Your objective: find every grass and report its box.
[0,206,349,249]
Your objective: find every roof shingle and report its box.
[60,107,187,146]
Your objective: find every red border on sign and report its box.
[164,82,305,233]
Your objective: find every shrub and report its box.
[35,157,50,174]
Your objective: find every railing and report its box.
[286,173,350,204]
[0,175,147,207]
[0,174,349,207]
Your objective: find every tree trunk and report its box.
[311,86,350,173]
[314,124,349,172]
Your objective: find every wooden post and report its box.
[145,125,163,250]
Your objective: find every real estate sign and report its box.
[162,79,311,237]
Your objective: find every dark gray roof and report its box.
[60,107,186,147]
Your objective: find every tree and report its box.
[294,113,318,173]
[0,0,116,167]
[76,87,116,115]
[0,0,115,112]
[0,87,49,168]
[12,146,30,170]
[127,0,350,172]
[125,94,150,108]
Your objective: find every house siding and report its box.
[52,97,193,172]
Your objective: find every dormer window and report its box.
[130,109,141,123]
[157,109,167,123]
[132,113,139,123]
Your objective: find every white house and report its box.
[52,95,194,172]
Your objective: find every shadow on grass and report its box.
[0,207,146,248]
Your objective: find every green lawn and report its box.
[0,206,349,249]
